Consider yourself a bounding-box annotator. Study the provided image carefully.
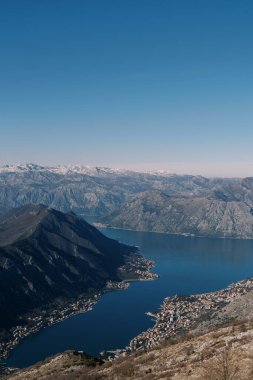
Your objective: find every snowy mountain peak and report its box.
[0,163,46,173]
[0,163,133,176]
[0,163,175,177]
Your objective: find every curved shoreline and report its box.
[96,223,253,241]
[0,291,102,361]
[128,278,253,352]
[0,254,157,367]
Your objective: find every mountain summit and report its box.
[0,204,137,330]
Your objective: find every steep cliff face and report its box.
[102,191,253,239]
[0,204,136,329]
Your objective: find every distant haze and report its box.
[0,161,252,178]
[118,162,253,178]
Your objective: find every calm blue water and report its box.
[5,228,253,368]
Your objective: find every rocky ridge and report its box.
[2,163,253,238]
[102,191,253,239]
[1,163,253,219]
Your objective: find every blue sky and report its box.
[1,0,253,176]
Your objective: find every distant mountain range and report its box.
[0,204,137,332]
[0,163,134,176]
[1,163,253,238]
[101,191,253,239]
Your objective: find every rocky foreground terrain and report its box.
[5,279,253,379]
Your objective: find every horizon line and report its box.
[0,161,252,179]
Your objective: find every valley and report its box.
[2,166,253,378]
[5,269,253,379]
[3,228,253,374]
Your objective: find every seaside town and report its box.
[0,292,101,361]
[129,278,253,351]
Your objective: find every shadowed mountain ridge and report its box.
[0,204,136,329]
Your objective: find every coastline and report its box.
[128,278,253,352]
[94,223,253,241]
[100,278,253,361]
[0,253,158,371]
[0,291,102,361]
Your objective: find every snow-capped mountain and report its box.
[0,163,134,176]
[49,165,133,176]
[0,163,47,173]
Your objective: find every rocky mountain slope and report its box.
[102,191,253,238]
[0,204,141,332]
[1,163,253,218]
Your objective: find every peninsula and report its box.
[0,204,157,362]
